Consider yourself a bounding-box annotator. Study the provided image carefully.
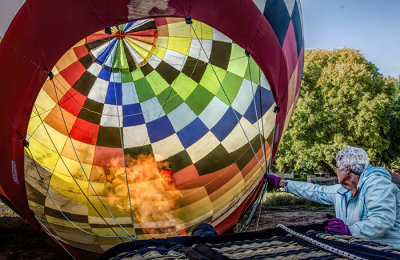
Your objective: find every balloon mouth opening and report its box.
[23,16,276,253]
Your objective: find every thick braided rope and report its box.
[277,224,365,260]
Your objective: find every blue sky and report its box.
[301,0,400,78]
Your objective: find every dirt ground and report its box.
[0,201,66,260]
[238,204,335,231]
[0,201,334,259]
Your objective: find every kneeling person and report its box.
[267,146,400,248]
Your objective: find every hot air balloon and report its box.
[0,0,303,258]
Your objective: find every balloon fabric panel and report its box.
[24,18,276,252]
[0,0,304,257]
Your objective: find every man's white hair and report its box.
[336,146,369,175]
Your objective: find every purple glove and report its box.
[264,174,281,188]
[324,218,351,235]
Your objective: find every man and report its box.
[267,146,400,248]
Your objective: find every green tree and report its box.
[275,48,396,175]
[380,77,400,172]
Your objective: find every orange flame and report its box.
[105,154,186,238]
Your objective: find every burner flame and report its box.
[105,154,186,238]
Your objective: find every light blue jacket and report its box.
[285,165,400,248]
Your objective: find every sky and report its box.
[301,0,400,78]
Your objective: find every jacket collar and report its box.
[337,185,349,195]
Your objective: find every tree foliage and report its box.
[275,48,397,174]
[381,77,400,171]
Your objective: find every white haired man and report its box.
[266,145,400,248]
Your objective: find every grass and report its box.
[0,200,19,217]
[262,191,333,210]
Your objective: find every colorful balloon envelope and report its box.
[0,0,303,257]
